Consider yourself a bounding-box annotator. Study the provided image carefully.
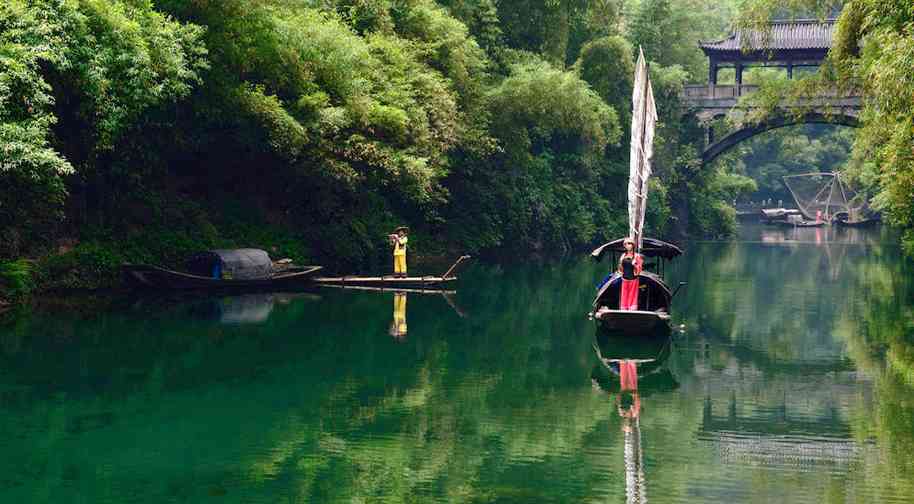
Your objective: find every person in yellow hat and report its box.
[389,226,409,277]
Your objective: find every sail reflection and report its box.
[591,332,678,504]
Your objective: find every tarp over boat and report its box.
[186,249,273,280]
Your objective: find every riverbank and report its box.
[0,220,466,309]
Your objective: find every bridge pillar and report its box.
[735,63,743,94]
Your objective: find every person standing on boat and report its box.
[618,237,643,310]
[390,226,409,277]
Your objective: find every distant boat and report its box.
[589,50,684,336]
[783,172,879,225]
[834,217,880,228]
[772,219,826,228]
[123,249,322,290]
[760,207,802,224]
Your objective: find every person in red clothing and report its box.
[618,237,643,310]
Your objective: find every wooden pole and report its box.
[441,255,470,279]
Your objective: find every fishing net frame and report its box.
[783,172,863,222]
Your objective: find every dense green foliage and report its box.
[1,0,766,299]
[0,0,206,256]
[738,0,914,252]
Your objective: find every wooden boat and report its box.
[123,249,322,290]
[773,219,826,228]
[834,217,880,228]
[311,255,470,290]
[589,50,684,337]
[590,239,683,336]
[123,264,322,290]
[760,207,801,223]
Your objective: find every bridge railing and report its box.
[682,84,759,99]
[682,84,860,100]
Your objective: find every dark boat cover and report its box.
[591,237,683,261]
[186,249,273,280]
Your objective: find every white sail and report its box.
[628,47,658,251]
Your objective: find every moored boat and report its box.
[123,249,322,290]
[760,207,802,224]
[772,219,826,228]
[834,216,880,228]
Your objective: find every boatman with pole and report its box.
[389,226,409,278]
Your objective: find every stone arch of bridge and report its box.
[701,112,859,165]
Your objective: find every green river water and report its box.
[1,223,913,503]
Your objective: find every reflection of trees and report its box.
[671,224,914,501]
[0,263,629,502]
[671,238,851,363]
[828,233,914,497]
[2,234,913,502]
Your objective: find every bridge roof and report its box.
[699,19,836,55]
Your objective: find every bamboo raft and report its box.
[311,255,470,289]
[314,283,457,294]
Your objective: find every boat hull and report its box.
[773,220,825,228]
[123,264,322,290]
[594,308,671,336]
[835,218,879,228]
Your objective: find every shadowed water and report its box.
[1,223,913,503]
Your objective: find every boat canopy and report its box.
[186,249,273,280]
[591,237,683,261]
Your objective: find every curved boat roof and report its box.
[590,237,683,261]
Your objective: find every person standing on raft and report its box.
[618,237,643,310]
[389,226,409,278]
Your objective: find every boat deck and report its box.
[311,275,456,289]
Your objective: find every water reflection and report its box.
[592,332,678,503]
[210,293,275,324]
[389,292,408,340]
[1,225,914,502]
[699,391,861,473]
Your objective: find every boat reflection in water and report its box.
[591,331,678,504]
[389,292,408,340]
[210,293,276,324]
[133,291,320,324]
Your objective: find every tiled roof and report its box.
[699,19,836,52]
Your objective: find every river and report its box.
[1,223,912,503]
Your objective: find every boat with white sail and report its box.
[589,47,684,336]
